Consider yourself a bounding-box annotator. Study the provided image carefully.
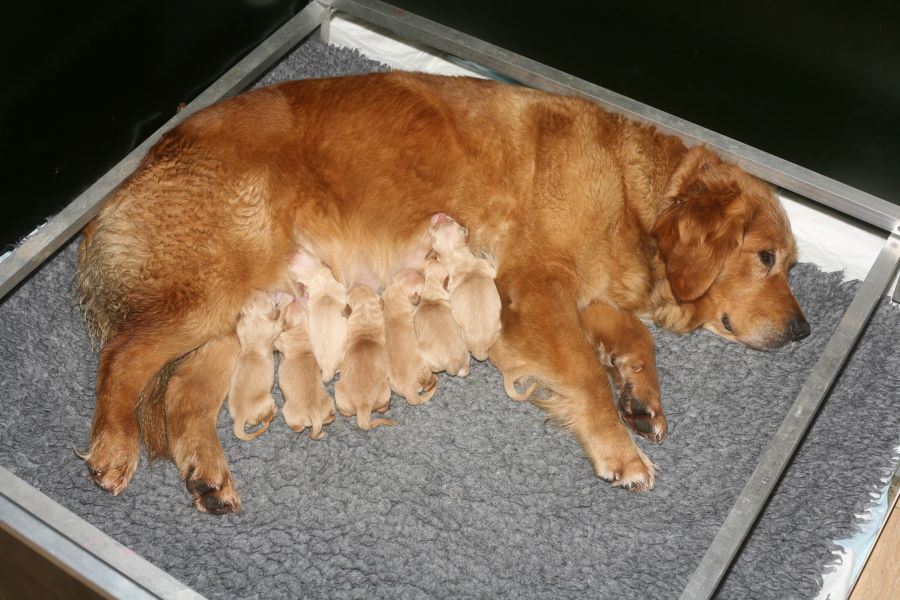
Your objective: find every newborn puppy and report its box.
[228,290,290,441]
[414,257,470,377]
[428,213,502,361]
[383,269,438,405]
[334,285,395,430]
[275,296,336,440]
[288,250,349,382]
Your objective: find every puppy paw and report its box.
[185,467,241,515]
[81,432,140,496]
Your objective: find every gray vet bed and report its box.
[2,36,900,599]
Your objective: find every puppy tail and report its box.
[503,372,538,402]
[356,408,397,431]
[409,372,438,405]
[233,417,271,442]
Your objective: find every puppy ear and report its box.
[654,153,750,302]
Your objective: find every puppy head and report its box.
[394,269,425,305]
[239,289,279,323]
[653,147,809,350]
[287,250,322,282]
[282,298,308,330]
[422,257,450,295]
[429,214,468,256]
[346,285,382,321]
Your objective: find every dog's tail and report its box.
[137,355,186,460]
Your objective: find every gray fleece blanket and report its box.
[1,39,899,599]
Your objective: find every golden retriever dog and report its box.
[77,71,808,509]
[275,297,336,440]
[383,269,438,405]
[227,290,289,442]
[334,285,395,431]
[429,212,502,361]
[415,257,471,377]
[287,249,349,382]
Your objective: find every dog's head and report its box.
[653,147,809,350]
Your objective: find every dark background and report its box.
[2,0,899,251]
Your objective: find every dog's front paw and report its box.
[81,432,140,496]
[618,385,667,444]
[590,442,656,492]
[614,357,667,444]
[185,466,241,515]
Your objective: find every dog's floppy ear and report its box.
[653,147,750,302]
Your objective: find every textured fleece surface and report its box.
[2,39,899,599]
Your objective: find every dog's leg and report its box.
[165,335,243,514]
[493,271,655,491]
[84,325,203,495]
[578,302,667,443]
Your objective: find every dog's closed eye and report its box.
[758,250,775,270]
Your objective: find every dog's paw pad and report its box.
[619,392,668,444]
[185,468,241,515]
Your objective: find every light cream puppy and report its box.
[288,249,349,382]
[383,269,438,405]
[334,285,395,430]
[429,213,502,361]
[275,296,336,440]
[414,257,470,377]
[228,290,290,441]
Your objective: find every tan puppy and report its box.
[414,257,470,377]
[288,250,349,382]
[383,269,438,405]
[228,290,289,441]
[275,296,336,440]
[334,285,395,430]
[429,213,502,361]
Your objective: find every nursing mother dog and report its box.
[77,71,809,513]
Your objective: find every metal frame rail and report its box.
[1,0,897,597]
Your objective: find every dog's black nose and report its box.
[790,314,811,341]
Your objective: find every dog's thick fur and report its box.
[77,72,807,509]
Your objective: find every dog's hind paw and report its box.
[81,434,140,496]
[185,467,241,515]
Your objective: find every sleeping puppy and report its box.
[429,213,502,361]
[228,290,290,441]
[275,295,336,440]
[288,249,349,382]
[334,285,395,430]
[383,269,438,405]
[414,257,470,377]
